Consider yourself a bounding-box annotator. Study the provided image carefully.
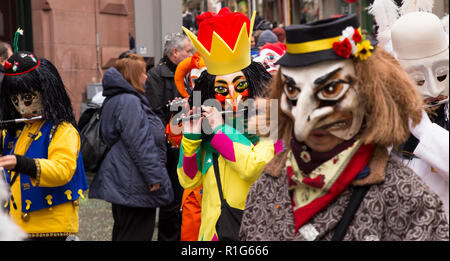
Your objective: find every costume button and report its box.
[78,189,85,199]
[21,212,30,222]
[64,190,72,200]
[25,200,32,210]
[45,195,53,205]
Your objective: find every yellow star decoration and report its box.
[355,40,374,61]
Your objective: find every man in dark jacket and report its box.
[145,32,194,241]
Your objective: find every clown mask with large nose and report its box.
[10,91,44,118]
[280,59,364,144]
[213,71,249,112]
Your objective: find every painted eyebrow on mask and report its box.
[313,67,342,86]
[281,74,296,86]
[232,75,246,84]
[215,80,228,86]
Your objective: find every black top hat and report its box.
[277,14,361,67]
[3,51,40,76]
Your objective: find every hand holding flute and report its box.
[180,104,224,134]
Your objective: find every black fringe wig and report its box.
[0,58,76,132]
[188,61,272,107]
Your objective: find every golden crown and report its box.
[182,11,255,76]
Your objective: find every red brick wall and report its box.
[31,0,133,119]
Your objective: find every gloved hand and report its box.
[409,110,433,140]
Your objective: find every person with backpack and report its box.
[88,53,173,241]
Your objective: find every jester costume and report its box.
[177,8,278,241]
[1,49,88,239]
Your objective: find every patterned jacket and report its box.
[240,146,449,241]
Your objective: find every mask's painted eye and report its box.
[410,72,426,86]
[284,84,300,100]
[22,93,34,102]
[316,80,350,101]
[436,66,448,82]
[235,81,248,93]
[214,86,229,96]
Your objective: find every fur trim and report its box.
[262,149,289,177]
[352,145,389,186]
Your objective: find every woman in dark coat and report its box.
[89,54,173,241]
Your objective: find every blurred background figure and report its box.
[0,41,13,127]
[254,41,286,76]
[145,32,194,241]
[272,27,286,43]
[256,29,278,49]
[171,53,206,241]
[0,167,26,241]
[0,41,13,90]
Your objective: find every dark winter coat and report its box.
[88,67,173,208]
[144,57,181,126]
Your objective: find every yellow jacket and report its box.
[3,120,81,237]
[177,124,276,241]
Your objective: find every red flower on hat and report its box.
[4,61,12,70]
[332,38,352,58]
[352,28,362,43]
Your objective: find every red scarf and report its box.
[287,141,375,234]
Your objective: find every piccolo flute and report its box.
[166,99,187,107]
[423,99,448,108]
[0,116,43,124]
[176,108,247,124]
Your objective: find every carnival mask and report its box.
[399,49,449,109]
[391,11,449,110]
[280,59,364,142]
[214,71,249,112]
[254,49,282,74]
[10,91,44,118]
[186,67,207,90]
